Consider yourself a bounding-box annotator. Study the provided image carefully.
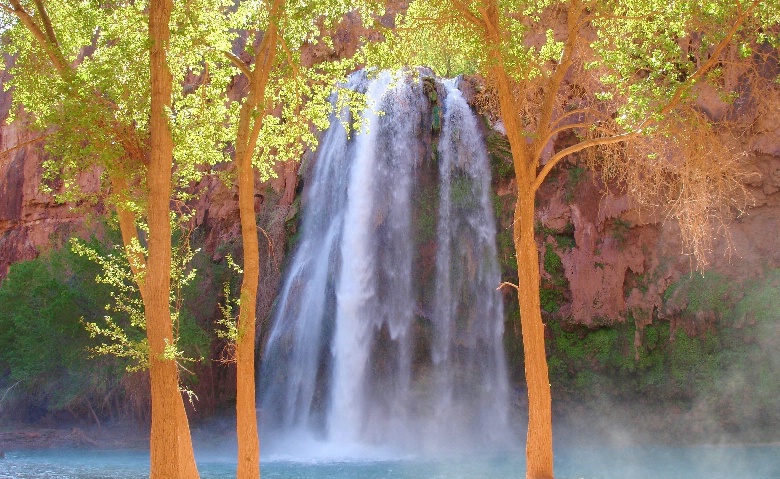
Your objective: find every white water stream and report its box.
[259,71,512,456]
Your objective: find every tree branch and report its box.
[0,133,51,158]
[7,0,69,74]
[235,0,284,168]
[658,0,759,117]
[534,0,583,162]
[532,130,638,192]
[278,34,301,79]
[549,106,613,131]
[538,122,595,147]
[223,51,252,79]
[32,0,58,47]
[531,0,759,193]
[110,174,148,301]
[451,0,487,32]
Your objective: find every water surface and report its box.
[1,444,778,479]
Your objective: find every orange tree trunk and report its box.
[235,135,261,479]
[148,1,200,478]
[486,19,555,472]
[514,189,554,479]
[233,5,281,477]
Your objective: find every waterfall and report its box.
[259,71,513,457]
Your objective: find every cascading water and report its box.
[259,71,513,457]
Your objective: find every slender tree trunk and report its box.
[233,5,282,477]
[487,32,555,477]
[514,188,553,479]
[148,1,199,478]
[235,135,261,479]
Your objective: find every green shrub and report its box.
[0,244,124,417]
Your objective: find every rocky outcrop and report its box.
[300,0,411,67]
[0,113,100,280]
[529,149,780,330]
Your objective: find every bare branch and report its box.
[532,130,638,192]
[549,106,612,131]
[532,0,759,193]
[538,122,595,147]
[258,226,275,263]
[0,380,21,411]
[534,0,583,162]
[223,51,252,79]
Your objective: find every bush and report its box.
[0,243,125,421]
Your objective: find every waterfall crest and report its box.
[259,71,513,457]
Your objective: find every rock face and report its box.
[3,74,780,333]
[525,84,780,337]
[0,71,297,365]
[527,157,780,336]
[300,0,411,67]
[0,108,97,279]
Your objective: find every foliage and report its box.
[732,269,780,325]
[414,182,440,246]
[71,225,208,373]
[663,270,733,318]
[722,270,780,428]
[548,319,712,399]
[563,166,585,203]
[215,254,243,347]
[591,0,780,127]
[0,227,223,422]
[609,218,631,245]
[450,173,477,208]
[70,238,148,370]
[1,0,236,208]
[486,132,514,180]
[542,244,564,281]
[0,242,124,417]
[223,0,385,181]
[495,224,517,274]
[383,0,780,269]
[364,0,481,77]
[540,243,567,313]
[538,222,576,251]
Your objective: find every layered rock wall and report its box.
[0,88,99,279]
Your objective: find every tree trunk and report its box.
[514,189,554,479]
[487,35,555,475]
[148,1,200,478]
[235,139,261,479]
[233,5,281,476]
